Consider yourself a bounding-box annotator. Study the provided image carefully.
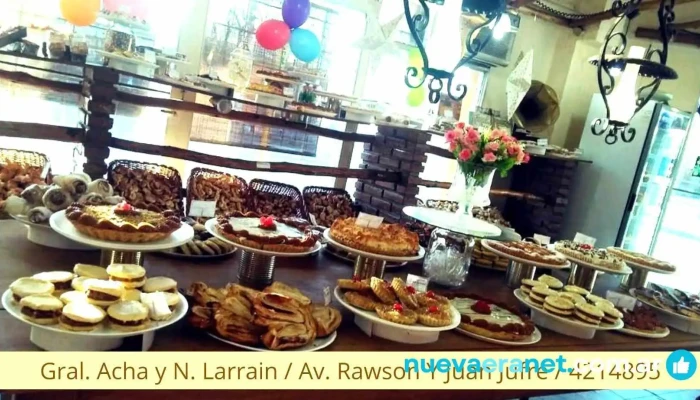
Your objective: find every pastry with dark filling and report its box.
[106,264,146,289]
[107,301,149,331]
[9,277,54,303]
[59,302,106,332]
[85,279,124,307]
[65,201,181,243]
[19,294,63,325]
[32,271,75,294]
[216,212,318,253]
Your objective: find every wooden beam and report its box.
[0,68,82,95]
[519,7,571,27]
[509,0,538,8]
[675,19,700,30]
[0,121,82,142]
[109,137,402,182]
[113,90,376,144]
[636,26,700,46]
[571,0,700,27]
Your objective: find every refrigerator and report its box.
[561,94,693,254]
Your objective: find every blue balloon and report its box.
[289,28,321,63]
[282,0,311,29]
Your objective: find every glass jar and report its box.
[48,32,67,59]
[422,228,475,287]
[104,24,136,54]
[69,33,89,63]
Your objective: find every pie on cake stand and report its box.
[607,247,676,291]
[206,213,322,287]
[480,239,570,289]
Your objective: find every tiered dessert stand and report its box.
[333,286,460,344]
[612,249,676,291]
[561,253,633,292]
[1,290,187,351]
[322,229,425,279]
[205,219,322,288]
[480,239,571,289]
[27,210,195,351]
[513,289,623,340]
[49,210,195,266]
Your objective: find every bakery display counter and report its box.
[1,219,700,353]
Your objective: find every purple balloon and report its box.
[282,0,311,29]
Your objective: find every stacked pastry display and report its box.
[65,201,182,243]
[187,281,341,350]
[165,219,235,257]
[486,240,568,266]
[472,241,511,270]
[329,218,420,257]
[607,247,676,272]
[303,190,354,228]
[519,275,623,327]
[2,173,121,225]
[8,263,181,331]
[554,241,627,271]
[188,168,247,218]
[109,162,182,213]
[447,293,536,342]
[216,211,319,253]
[0,156,45,208]
[337,277,453,327]
[633,284,700,320]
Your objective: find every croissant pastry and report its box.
[221,296,254,321]
[20,184,49,207]
[311,305,342,338]
[263,282,311,306]
[214,309,263,345]
[42,186,73,212]
[52,174,89,197]
[253,293,306,326]
[87,179,113,197]
[27,206,53,224]
[188,306,213,330]
[261,322,315,350]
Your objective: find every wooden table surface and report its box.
[1,220,698,400]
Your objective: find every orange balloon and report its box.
[60,0,101,26]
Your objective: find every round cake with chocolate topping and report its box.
[216,212,318,253]
[65,201,181,243]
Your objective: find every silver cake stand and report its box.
[561,255,633,292]
[205,219,321,288]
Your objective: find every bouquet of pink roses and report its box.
[445,122,530,185]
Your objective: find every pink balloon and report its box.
[256,20,291,51]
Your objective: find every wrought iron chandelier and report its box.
[403,0,508,104]
[590,0,678,145]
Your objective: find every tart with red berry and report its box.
[370,277,397,304]
[375,303,418,325]
[216,211,318,253]
[418,305,452,327]
[446,293,536,341]
[65,201,181,243]
[416,290,450,309]
[391,277,419,309]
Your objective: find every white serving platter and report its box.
[49,210,194,252]
[481,239,570,270]
[11,214,94,250]
[205,218,321,258]
[514,289,623,340]
[2,290,187,351]
[323,229,425,263]
[617,326,671,339]
[208,331,336,352]
[334,286,459,344]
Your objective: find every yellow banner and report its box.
[0,351,697,390]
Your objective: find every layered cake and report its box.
[450,295,536,341]
[65,201,181,243]
[329,217,419,257]
[216,212,317,253]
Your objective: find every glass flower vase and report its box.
[449,165,496,216]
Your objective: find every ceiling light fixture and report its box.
[403,0,508,104]
[589,0,678,145]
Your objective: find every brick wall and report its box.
[353,125,431,223]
